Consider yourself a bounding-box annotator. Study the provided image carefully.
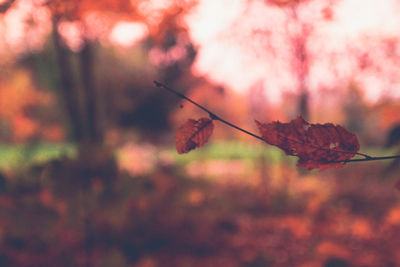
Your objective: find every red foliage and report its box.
[255,116,360,170]
[46,0,138,20]
[176,117,214,154]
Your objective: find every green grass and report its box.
[0,141,396,172]
[0,143,77,171]
[171,140,293,165]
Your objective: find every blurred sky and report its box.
[2,0,400,104]
[184,0,400,103]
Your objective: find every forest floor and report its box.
[0,141,399,267]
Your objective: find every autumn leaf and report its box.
[255,116,360,170]
[176,117,214,154]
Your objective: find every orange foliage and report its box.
[350,217,372,239]
[385,205,400,226]
[0,69,60,142]
[316,241,350,260]
[378,101,400,129]
[274,215,311,238]
[46,0,139,20]
[11,114,37,141]
[42,125,65,142]
[46,0,195,44]
[0,69,49,117]
[187,189,204,206]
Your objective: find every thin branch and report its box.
[333,155,400,163]
[154,80,400,164]
[154,81,264,141]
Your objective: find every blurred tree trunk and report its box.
[52,20,104,146]
[52,18,86,143]
[298,90,309,119]
[293,25,310,120]
[287,7,310,120]
[79,40,103,144]
[0,0,15,13]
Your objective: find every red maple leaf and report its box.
[176,117,214,154]
[255,116,360,170]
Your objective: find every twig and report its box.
[333,155,400,163]
[154,80,400,164]
[153,81,264,141]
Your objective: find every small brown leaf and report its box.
[176,117,214,154]
[255,116,360,170]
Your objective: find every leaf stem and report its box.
[154,80,400,164]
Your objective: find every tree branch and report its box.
[154,80,400,164]
[333,155,400,163]
[153,81,264,141]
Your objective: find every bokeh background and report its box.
[1,0,400,266]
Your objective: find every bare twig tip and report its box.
[153,80,162,87]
